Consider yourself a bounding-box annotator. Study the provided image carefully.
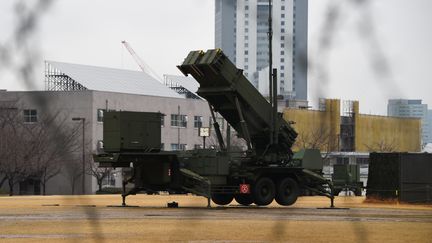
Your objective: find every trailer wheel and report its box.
[275,177,299,206]
[354,188,362,196]
[211,193,233,205]
[253,177,275,206]
[235,194,254,206]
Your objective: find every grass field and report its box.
[0,195,431,242]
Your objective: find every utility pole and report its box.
[177,105,180,150]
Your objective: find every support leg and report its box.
[207,197,211,208]
[121,179,127,207]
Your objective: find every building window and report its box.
[281,43,285,48]
[280,58,285,62]
[281,50,285,55]
[245,13,249,18]
[97,109,104,122]
[171,143,187,151]
[281,13,285,18]
[245,5,249,10]
[161,143,164,151]
[245,65,249,70]
[161,115,165,127]
[244,50,248,55]
[23,109,37,123]
[245,28,249,33]
[281,36,285,41]
[194,116,203,128]
[194,144,203,149]
[102,173,116,187]
[171,114,187,127]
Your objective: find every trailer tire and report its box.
[253,177,275,206]
[235,194,254,206]
[354,188,362,196]
[275,177,299,206]
[211,193,233,205]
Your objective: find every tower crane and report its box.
[121,40,163,82]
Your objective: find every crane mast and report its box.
[121,40,163,82]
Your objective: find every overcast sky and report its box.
[1,0,431,115]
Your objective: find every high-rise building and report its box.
[387,99,430,145]
[215,0,308,100]
[428,110,432,144]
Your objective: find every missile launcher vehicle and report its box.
[94,49,334,207]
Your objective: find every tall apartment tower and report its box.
[388,99,431,145]
[215,0,308,100]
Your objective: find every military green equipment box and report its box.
[103,111,161,152]
[367,152,432,203]
[292,149,323,171]
[332,164,363,196]
[332,164,360,184]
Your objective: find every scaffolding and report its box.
[340,100,355,151]
[163,76,201,100]
[45,62,87,91]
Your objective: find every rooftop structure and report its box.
[45,61,182,98]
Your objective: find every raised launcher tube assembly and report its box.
[177,49,298,164]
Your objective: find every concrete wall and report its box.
[355,114,421,152]
[283,99,421,152]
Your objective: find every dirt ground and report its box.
[0,194,431,242]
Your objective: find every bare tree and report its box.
[295,126,337,153]
[63,157,83,195]
[87,155,113,192]
[29,111,81,195]
[0,104,33,195]
[364,138,397,152]
[0,99,81,195]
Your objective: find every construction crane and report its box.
[121,40,163,82]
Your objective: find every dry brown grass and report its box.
[0,195,431,242]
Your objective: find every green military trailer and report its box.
[94,49,335,207]
[332,164,363,196]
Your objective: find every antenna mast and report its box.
[268,0,274,145]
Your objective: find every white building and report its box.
[215,0,308,100]
[387,99,430,145]
[0,61,226,195]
